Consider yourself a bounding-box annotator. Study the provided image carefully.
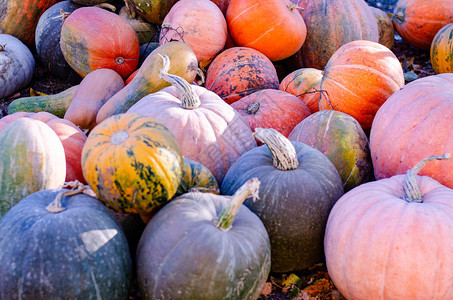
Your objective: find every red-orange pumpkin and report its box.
[226,0,306,62]
[0,112,87,183]
[319,40,405,132]
[325,154,453,299]
[392,0,453,50]
[159,0,227,69]
[299,0,379,69]
[370,73,453,189]
[279,68,323,113]
[231,89,311,139]
[205,47,279,104]
[60,6,140,79]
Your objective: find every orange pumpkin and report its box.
[392,0,453,50]
[0,112,87,184]
[205,47,279,104]
[279,68,323,113]
[430,23,453,74]
[159,0,227,69]
[319,40,405,132]
[226,0,306,62]
[60,6,140,79]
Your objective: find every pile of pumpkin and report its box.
[1,0,453,298]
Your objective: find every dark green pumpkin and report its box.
[221,128,344,273]
[0,188,132,299]
[35,1,82,82]
[176,157,219,196]
[137,178,271,299]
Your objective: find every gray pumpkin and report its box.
[221,128,344,273]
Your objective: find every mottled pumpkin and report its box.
[205,47,279,104]
[127,0,179,25]
[176,158,219,196]
[430,23,453,74]
[82,113,183,217]
[370,5,395,49]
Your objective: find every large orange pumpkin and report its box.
[159,0,227,69]
[205,47,279,104]
[226,0,306,62]
[60,6,140,79]
[319,40,405,132]
[325,154,453,299]
[370,73,453,189]
[392,0,453,50]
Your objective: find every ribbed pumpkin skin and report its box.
[136,192,271,299]
[0,0,60,46]
[35,1,81,82]
[430,23,453,74]
[289,110,373,192]
[0,118,66,217]
[96,41,198,124]
[176,158,219,196]
[221,142,344,273]
[60,7,139,79]
[392,0,453,50]
[279,68,323,113]
[370,6,395,49]
[129,0,179,24]
[0,189,132,299]
[205,47,279,104]
[127,84,257,184]
[226,0,306,62]
[0,34,35,99]
[325,175,453,299]
[319,40,405,132]
[82,113,183,215]
[370,73,453,189]
[0,112,87,184]
[231,89,311,138]
[159,0,227,68]
[300,0,379,69]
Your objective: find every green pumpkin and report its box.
[176,157,219,196]
[127,0,179,25]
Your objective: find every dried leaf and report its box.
[260,282,272,296]
[30,88,47,97]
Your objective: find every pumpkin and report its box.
[299,0,379,69]
[370,5,395,49]
[35,1,82,82]
[210,0,230,15]
[0,34,35,99]
[370,73,453,189]
[221,128,344,273]
[127,54,256,184]
[82,112,183,219]
[119,6,160,45]
[60,6,140,79]
[0,0,61,46]
[226,0,306,62]
[176,158,219,196]
[126,0,179,25]
[205,47,279,104]
[64,68,124,131]
[96,41,198,124]
[0,112,87,184]
[392,0,453,50]
[0,118,66,217]
[430,23,453,74]
[289,110,373,192]
[230,89,311,139]
[279,68,323,113]
[136,178,271,299]
[319,40,405,132]
[70,0,109,4]
[0,184,132,299]
[159,0,227,69]
[325,154,453,299]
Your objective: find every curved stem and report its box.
[158,54,201,109]
[95,3,117,12]
[253,128,299,170]
[215,178,260,231]
[404,153,450,203]
[46,180,86,213]
[393,8,405,23]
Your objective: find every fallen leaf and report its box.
[260,282,272,296]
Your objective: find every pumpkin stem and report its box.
[196,68,205,84]
[124,0,136,18]
[253,128,299,170]
[215,178,260,231]
[46,180,86,213]
[404,153,450,203]
[0,43,5,52]
[287,3,303,13]
[51,9,70,22]
[393,8,405,24]
[95,3,117,12]
[158,54,201,109]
